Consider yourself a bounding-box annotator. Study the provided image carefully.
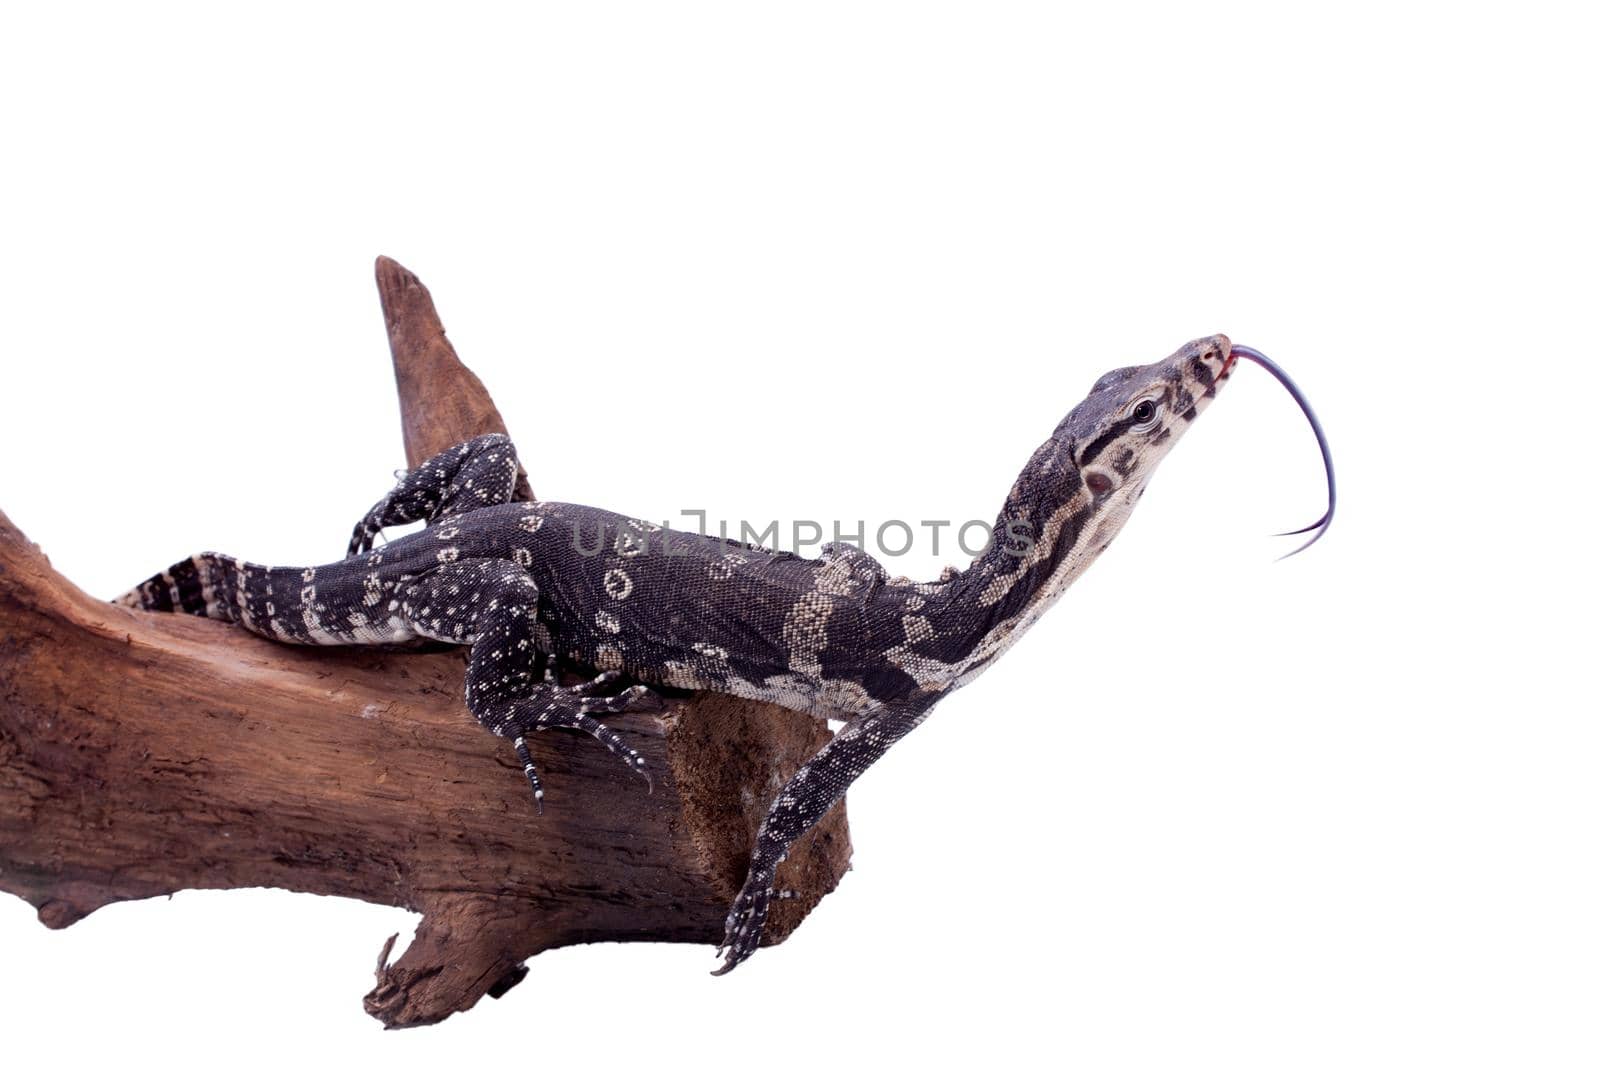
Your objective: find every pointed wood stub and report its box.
[376,255,535,501]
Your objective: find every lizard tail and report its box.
[115,552,284,636]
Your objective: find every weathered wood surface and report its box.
[0,257,852,1027]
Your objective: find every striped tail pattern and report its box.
[117,553,290,640]
[116,551,419,648]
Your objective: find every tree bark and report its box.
[0,257,852,1028]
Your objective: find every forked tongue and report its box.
[1224,344,1336,559]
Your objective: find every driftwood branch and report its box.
[0,257,851,1028]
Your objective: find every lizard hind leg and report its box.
[348,433,521,557]
[400,557,655,811]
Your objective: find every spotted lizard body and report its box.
[120,334,1242,973]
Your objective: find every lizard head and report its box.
[1060,333,1235,505]
[1058,334,1334,557]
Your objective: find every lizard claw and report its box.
[712,868,774,975]
[512,736,545,814]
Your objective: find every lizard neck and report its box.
[921,430,1116,686]
[950,431,1089,613]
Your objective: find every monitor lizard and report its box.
[117,334,1333,973]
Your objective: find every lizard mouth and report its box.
[1223,344,1337,558]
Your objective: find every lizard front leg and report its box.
[348,433,521,556]
[714,695,935,974]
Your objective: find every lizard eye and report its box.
[1130,399,1159,428]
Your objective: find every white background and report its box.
[2,3,1595,1064]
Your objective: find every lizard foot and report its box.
[577,684,664,717]
[507,693,654,798]
[541,667,665,715]
[712,862,775,975]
